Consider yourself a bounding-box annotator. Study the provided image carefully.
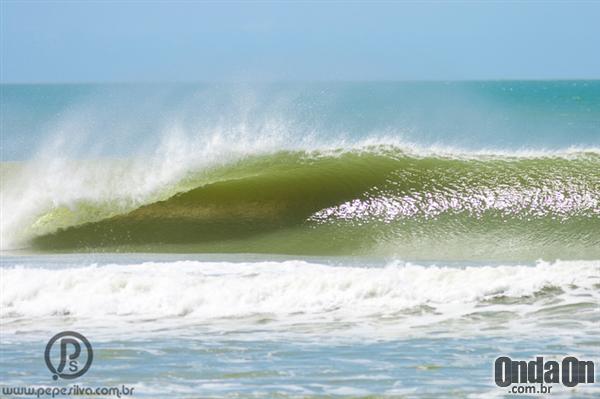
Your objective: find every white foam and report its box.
[2,259,598,337]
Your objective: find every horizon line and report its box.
[2,78,600,85]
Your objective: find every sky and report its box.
[1,1,599,83]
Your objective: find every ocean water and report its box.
[1,82,599,397]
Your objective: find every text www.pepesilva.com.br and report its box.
[1,385,135,398]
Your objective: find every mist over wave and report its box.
[1,82,599,259]
[3,146,596,260]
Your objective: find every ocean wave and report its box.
[1,259,598,335]
[1,145,597,259]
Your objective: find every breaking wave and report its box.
[1,259,598,337]
[2,145,599,260]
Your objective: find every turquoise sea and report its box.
[1,81,599,397]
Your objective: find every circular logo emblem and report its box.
[44,331,93,380]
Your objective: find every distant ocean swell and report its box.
[2,145,599,260]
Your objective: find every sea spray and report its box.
[3,146,596,260]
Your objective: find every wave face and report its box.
[4,146,598,260]
[2,82,599,260]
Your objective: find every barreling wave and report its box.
[4,145,600,260]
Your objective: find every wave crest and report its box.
[3,145,600,259]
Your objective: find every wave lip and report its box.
[3,145,600,259]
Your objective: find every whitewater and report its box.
[2,257,598,336]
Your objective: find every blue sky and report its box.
[1,1,599,82]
